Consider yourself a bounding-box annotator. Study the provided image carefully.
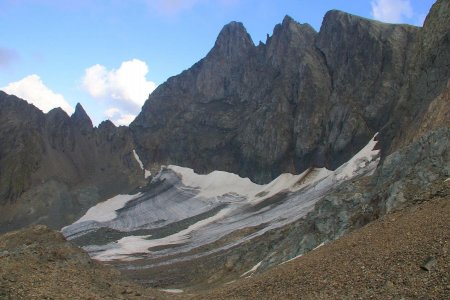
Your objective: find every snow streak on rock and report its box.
[133,149,151,178]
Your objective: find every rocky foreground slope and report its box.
[197,179,450,300]
[1,179,448,299]
[0,225,170,299]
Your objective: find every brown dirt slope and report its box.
[0,225,172,300]
[194,180,450,299]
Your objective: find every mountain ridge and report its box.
[0,0,448,236]
[0,1,448,297]
[0,92,146,232]
[130,8,421,183]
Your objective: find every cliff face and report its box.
[382,0,450,151]
[0,92,146,232]
[0,0,448,232]
[130,10,419,183]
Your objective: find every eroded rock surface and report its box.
[0,92,146,232]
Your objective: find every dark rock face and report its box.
[131,10,420,183]
[0,92,146,232]
[382,0,450,152]
[316,11,418,157]
[71,103,93,134]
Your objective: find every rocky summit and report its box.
[0,0,448,299]
[131,7,428,183]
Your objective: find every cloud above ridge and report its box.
[1,74,74,114]
[371,0,413,23]
[104,107,136,126]
[82,59,157,108]
[82,59,156,126]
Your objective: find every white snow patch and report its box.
[336,133,380,180]
[258,167,333,197]
[93,207,232,261]
[168,165,261,198]
[313,242,325,250]
[280,253,304,265]
[75,193,141,224]
[167,165,332,203]
[159,289,184,294]
[240,260,263,277]
[133,149,151,178]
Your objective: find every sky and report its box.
[0,0,435,126]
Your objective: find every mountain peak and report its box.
[210,21,254,60]
[218,21,248,38]
[71,103,93,131]
[282,15,295,26]
[98,119,116,130]
[47,107,69,118]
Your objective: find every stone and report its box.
[384,280,394,289]
[421,256,437,271]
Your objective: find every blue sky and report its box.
[0,0,435,125]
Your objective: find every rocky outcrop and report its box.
[0,92,146,233]
[131,10,421,183]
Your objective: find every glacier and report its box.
[62,134,380,266]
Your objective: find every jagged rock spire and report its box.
[70,103,93,132]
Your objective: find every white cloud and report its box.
[83,59,156,126]
[104,107,136,126]
[115,113,136,126]
[371,0,413,23]
[83,64,107,98]
[1,74,74,114]
[104,107,121,119]
[82,59,157,109]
